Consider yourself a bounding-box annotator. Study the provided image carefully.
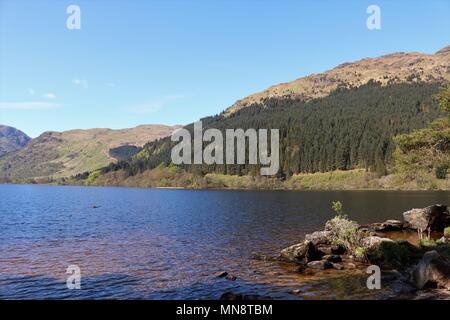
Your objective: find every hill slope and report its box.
[93,46,450,187]
[0,125,30,157]
[0,125,178,182]
[225,46,450,115]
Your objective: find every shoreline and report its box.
[3,181,450,192]
[273,204,450,300]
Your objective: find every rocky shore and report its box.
[279,204,450,299]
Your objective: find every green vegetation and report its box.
[100,82,443,185]
[393,85,450,184]
[444,227,450,236]
[366,240,423,269]
[86,170,101,185]
[327,202,365,257]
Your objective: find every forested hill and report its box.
[225,45,450,115]
[100,81,444,179]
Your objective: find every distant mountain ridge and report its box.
[0,124,179,182]
[225,46,450,115]
[0,125,30,157]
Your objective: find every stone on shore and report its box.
[403,204,450,231]
[279,240,323,264]
[305,231,332,245]
[411,250,450,290]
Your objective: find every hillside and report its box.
[225,46,450,115]
[0,125,178,182]
[0,125,30,157]
[89,46,450,189]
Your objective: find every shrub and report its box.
[419,237,438,248]
[435,164,448,179]
[444,226,450,236]
[86,170,100,185]
[327,215,364,255]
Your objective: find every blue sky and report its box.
[0,0,449,137]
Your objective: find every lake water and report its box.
[0,184,449,299]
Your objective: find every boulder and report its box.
[316,244,347,256]
[305,231,332,245]
[307,260,333,270]
[403,204,450,231]
[279,240,323,264]
[411,250,450,290]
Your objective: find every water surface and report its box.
[1,185,448,299]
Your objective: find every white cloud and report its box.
[128,95,185,114]
[42,93,56,99]
[72,78,88,89]
[28,88,35,95]
[0,102,61,110]
[105,82,116,87]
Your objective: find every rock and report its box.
[280,240,323,264]
[366,240,424,269]
[214,271,228,278]
[411,250,450,290]
[403,204,450,231]
[317,244,346,256]
[307,260,333,270]
[322,255,342,263]
[331,263,344,270]
[305,231,332,245]
[225,274,237,281]
[361,236,393,251]
[364,220,403,232]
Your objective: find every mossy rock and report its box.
[366,240,423,269]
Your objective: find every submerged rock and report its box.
[307,260,333,270]
[331,262,344,270]
[225,274,237,281]
[214,271,228,278]
[403,204,450,231]
[279,240,323,264]
[220,292,272,300]
[411,250,450,290]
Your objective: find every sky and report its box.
[0,0,449,137]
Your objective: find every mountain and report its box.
[93,46,450,187]
[225,46,450,115]
[0,125,179,182]
[0,125,31,157]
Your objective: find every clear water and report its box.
[0,184,448,299]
